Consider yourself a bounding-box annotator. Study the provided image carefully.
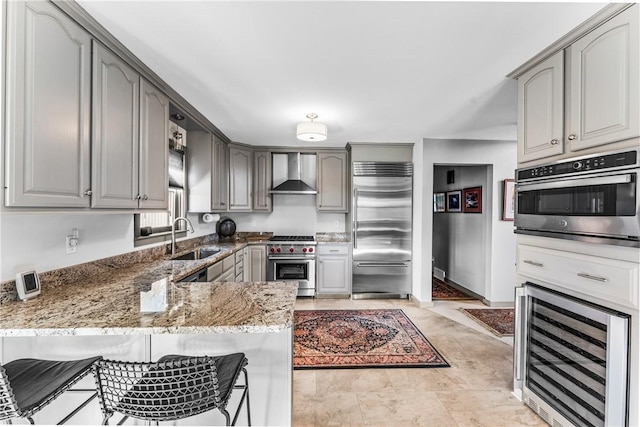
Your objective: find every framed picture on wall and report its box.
[502,179,515,221]
[446,190,462,212]
[463,187,482,213]
[434,192,446,212]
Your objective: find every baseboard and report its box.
[481,298,515,308]
[410,294,434,308]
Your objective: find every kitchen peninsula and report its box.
[0,242,297,426]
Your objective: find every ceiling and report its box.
[77,1,606,148]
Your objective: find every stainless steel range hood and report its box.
[270,152,317,195]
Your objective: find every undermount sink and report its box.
[171,248,221,261]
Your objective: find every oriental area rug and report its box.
[459,308,515,337]
[432,277,476,300]
[293,309,449,369]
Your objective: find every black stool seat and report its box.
[1,356,102,423]
[94,353,251,426]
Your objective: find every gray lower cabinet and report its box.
[91,41,168,209]
[208,255,235,282]
[317,151,348,212]
[229,145,253,211]
[4,0,92,207]
[316,243,352,297]
[248,245,267,281]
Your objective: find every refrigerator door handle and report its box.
[353,188,358,249]
[356,262,409,268]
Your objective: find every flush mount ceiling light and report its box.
[296,113,327,142]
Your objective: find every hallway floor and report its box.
[293,298,546,427]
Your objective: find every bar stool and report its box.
[93,353,251,426]
[0,356,103,424]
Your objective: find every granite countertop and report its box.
[316,232,351,243]
[0,236,297,337]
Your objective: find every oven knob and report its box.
[289,247,295,253]
[276,248,281,253]
[308,247,314,253]
[270,248,275,253]
[573,161,583,170]
[559,219,568,228]
[302,248,307,253]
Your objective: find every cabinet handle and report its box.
[577,272,608,283]
[135,194,142,200]
[329,249,340,253]
[550,139,559,145]
[142,195,149,200]
[84,190,93,196]
[567,134,577,141]
[523,260,543,268]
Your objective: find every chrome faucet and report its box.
[171,217,194,255]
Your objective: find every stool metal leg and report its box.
[230,367,251,426]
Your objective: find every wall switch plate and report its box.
[66,236,78,254]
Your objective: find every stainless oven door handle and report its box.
[517,173,632,192]
[268,256,315,261]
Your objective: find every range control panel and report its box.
[517,150,638,180]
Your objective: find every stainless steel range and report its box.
[267,236,316,297]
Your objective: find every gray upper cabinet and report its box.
[91,41,140,208]
[229,145,252,211]
[187,132,228,213]
[253,150,272,212]
[4,1,92,207]
[517,51,564,164]
[568,6,639,151]
[92,42,168,209]
[514,4,639,166]
[212,137,229,212]
[317,151,348,212]
[139,79,169,209]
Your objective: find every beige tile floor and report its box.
[293,298,547,427]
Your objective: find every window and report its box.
[134,122,187,246]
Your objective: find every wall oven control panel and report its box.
[517,149,637,180]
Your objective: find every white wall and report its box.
[0,195,343,282]
[229,195,346,235]
[417,138,517,305]
[0,211,215,282]
[433,165,489,296]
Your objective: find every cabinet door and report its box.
[211,138,229,212]
[91,41,140,208]
[248,245,267,281]
[569,6,639,151]
[517,51,564,164]
[4,1,91,207]
[229,146,252,211]
[317,152,348,211]
[139,79,169,209]
[253,151,272,211]
[317,255,351,294]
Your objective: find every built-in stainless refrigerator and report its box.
[351,162,412,298]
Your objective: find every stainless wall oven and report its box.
[515,149,639,247]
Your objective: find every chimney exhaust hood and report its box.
[270,152,317,195]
